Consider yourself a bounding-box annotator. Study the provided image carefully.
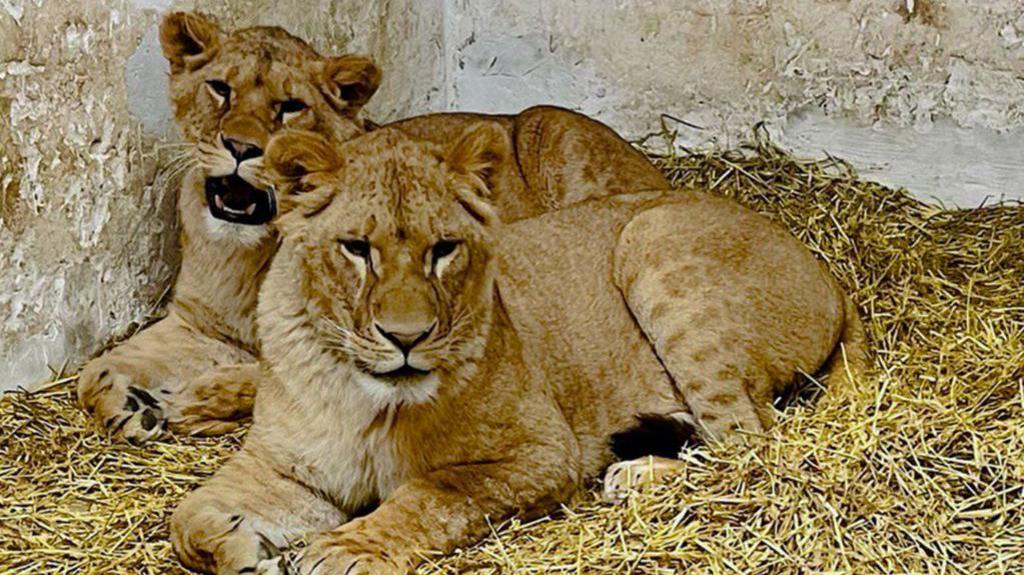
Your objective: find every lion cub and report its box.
[76,12,381,443]
[170,125,865,574]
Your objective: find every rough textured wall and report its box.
[0,0,178,391]
[445,0,1024,205]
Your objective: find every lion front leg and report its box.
[172,447,346,575]
[77,311,254,444]
[298,450,578,575]
[167,363,262,436]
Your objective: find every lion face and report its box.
[160,12,380,229]
[263,124,509,405]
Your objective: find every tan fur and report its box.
[388,107,669,221]
[170,127,865,574]
[77,13,669,443]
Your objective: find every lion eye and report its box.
[278,99,307,121]
[205,80,231,102]
[339,239,370,259]
[432,240,460,264]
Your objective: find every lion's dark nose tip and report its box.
[221,136,263,162]
[375,321,435,355]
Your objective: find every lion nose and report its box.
[375,321,436,355]
[221,135,263,162]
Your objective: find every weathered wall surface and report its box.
[445,0,1024,206]
[4,0,1024,390]
[0,0,178,391]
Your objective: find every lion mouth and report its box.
[372,364,432,383]
[204,174,276,225]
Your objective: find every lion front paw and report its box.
[299,537,403,575]
[77,361,169,444]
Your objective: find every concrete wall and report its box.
[1,1,176,391]
[3,0,1023,390]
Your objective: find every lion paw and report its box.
[78,363,169,444]
[299,538,402,575]
[104,382,168,444]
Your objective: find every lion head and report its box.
[159,11,380,228]
[262,124,509,405]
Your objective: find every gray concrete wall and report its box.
[1,1,176,391]
[3,0,1023,391]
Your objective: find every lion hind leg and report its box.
[615,281,770,442]
[613,205,776,444]
[623,284,770,441]
[171,449,344,575]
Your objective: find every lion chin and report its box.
[203,208,272,247]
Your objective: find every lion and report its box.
[75,11,667,443]
[74,11,382,443]
[168,125,866,575]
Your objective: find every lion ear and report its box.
[321,55,382,115]
[265,130,342,181]
[264,130,342,223]
[160,12,223,73]
[445,122,509,225]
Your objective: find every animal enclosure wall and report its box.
[2,0,1023,390]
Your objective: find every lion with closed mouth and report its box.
[169,124,866,575]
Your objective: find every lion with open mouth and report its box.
[74,11,381,443]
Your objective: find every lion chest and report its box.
[261,403,413,515]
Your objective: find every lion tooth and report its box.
[215,195,225,209]
[245,203,256,216]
